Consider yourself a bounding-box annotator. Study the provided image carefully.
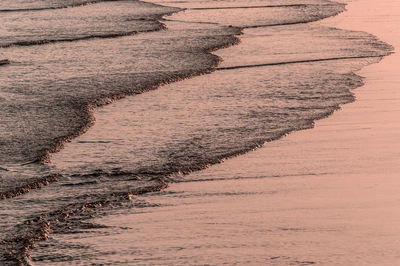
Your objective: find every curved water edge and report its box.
[0,1,182,48]
[0,0,394,264]
[0,1,241,264]
[0,4,242,166]
[0,1,241,199]
[1,180,168,265]
[0,1,352,167]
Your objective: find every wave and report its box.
[0,100,355,263]
[0,1,182,48]
[0,0,394,264]
[35,55,239,165]
[0,179,167,265]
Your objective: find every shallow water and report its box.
[66,1,400,263]
[0,1,179,47]
[0,0,392,264]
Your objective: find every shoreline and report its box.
[48,0,386,177]
[200,0,399,178]
[170,0,400,262]
[5,1,390,265]
[38,9,241,165]
[60,0,400,264]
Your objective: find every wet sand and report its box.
[35,0,400,264]
[163,0,400,263]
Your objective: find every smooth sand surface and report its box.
[51,0,400,264]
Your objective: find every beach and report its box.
[0,0,398,264]
[26,0,400,265]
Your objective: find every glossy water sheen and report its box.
[0,0,392,264]
[52,1,400,264]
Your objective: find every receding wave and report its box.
[0,1,181,48]
[0,23,241,166]
[0,0,394,264]
[0,179,167,265]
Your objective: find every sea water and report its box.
[0,0,392,264]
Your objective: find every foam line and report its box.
[216,55,384,70]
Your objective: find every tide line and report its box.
[216,55,384,71]
[189,4,308,10]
